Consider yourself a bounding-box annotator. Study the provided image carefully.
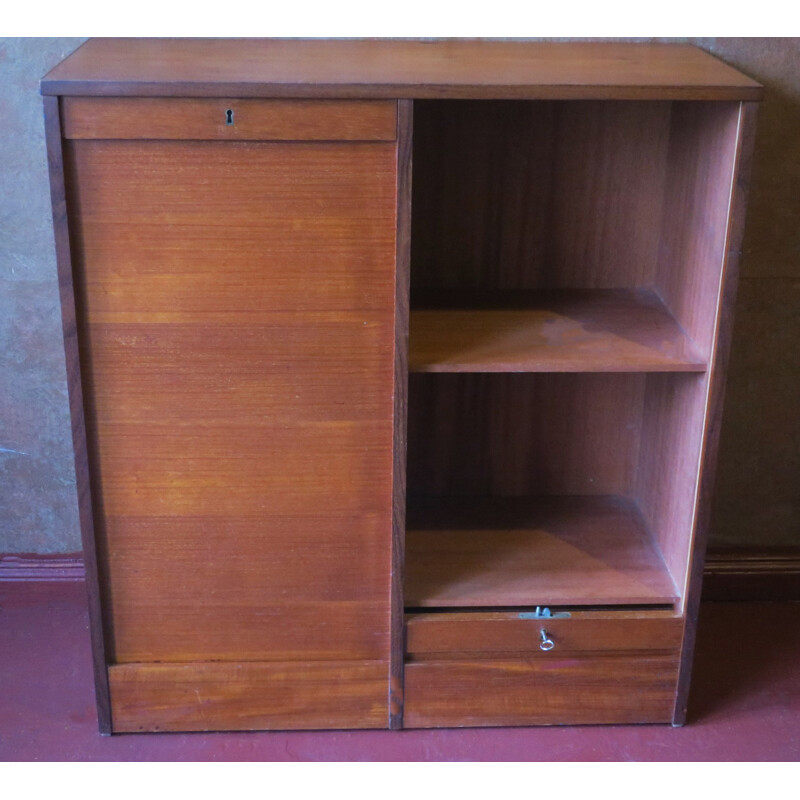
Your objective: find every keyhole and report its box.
[225,109,234,126]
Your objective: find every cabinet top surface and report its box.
[42,38,763,100]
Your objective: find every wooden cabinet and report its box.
[43,39,761,733]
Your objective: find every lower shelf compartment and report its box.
[405,495,678,608]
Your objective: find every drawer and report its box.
[404,610,683,727]
[61,98,397,141]
[404,654,680,727]
[406,609,684,658]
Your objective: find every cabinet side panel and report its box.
[638,102,745,591]
[390,100,412,729]
[43,96,111,733]
[65,138,397,687]
[655,102,742,358]
[674,102,759,724]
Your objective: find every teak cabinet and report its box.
[43,39,761,733]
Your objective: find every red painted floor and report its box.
[1,581,798,761]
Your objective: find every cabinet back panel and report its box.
[65,137,397,664]
[410,100,671,291]
[407,373,645,498]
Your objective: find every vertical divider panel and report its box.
[390,99,413,729]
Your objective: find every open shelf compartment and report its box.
[404,98,743,618]
[405,495,678,608]
[404,371,707,613]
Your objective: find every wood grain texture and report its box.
[42,39,763,100]
[674,101,759,725]
[404,654,679,728]
[409,289,706,373]
[407,373,645,498]
[405,496,677,608]
[62,98,397,141]
[64,122,397,675]
[101,516,390,663]
[43,95,112,734]
[65,140,396,314]
[109,660,388,732]
[406,610,683,659]
[389,100,412,730]
[411,100,671,291]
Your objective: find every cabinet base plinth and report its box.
[108,660,389,733]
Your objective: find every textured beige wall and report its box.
[0,37,797,553]
[0,38,87,552]
[695,39,800,547]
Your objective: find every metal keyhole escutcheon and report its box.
[540,629,555,651]
[225,108,234,125]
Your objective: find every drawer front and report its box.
[61,97,397,141]
[406,610,684,658]
[404,654,680,728]
[404,610,681,727]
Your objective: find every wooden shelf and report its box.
[405,496,678,608]
[409,289,706,373]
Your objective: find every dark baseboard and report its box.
[0,553,85,582]
[2,548,799,600]
[702,548,800,601]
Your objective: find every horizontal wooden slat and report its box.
[94,421,391,517]
[85,317,393,423]
[404,654,679,727]
[67,140,396,314]
[109,660,389,732]
[105,515,390,663]
[406,610,683,659]
[62,98,397,141]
